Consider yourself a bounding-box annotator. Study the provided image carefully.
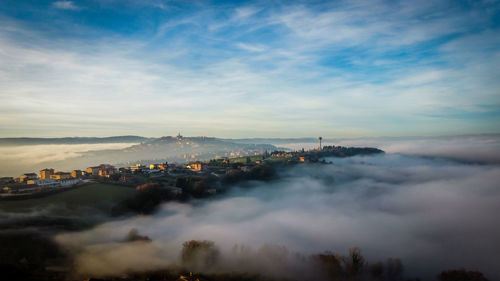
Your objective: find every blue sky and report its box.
[0,0,499,138]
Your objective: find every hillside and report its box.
[13,137,277,174]
[83,136,277,165]
[0,183,136,216]
[0,136,150,146]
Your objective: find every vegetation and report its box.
[438,269,489,281]
[111,183,181,215]
[300,146,384,162]
[125,228,152,242]
[28,239,486,281]
[228,156,264,164]
[0,230,69,281]
[181,240,220,272]
[0,183,136,216]
[222,164,276,185]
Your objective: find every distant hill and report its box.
[11,136,278,175]
[0,136,280,177]
[0,136,344,147]
[223,138,319,145]
[80,136,277,165]
[0,136,150,146]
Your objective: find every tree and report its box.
[181,240,220,271]
[368,262,384,281]
[343,247,365,279]
[112,183,178,215]
[386,258,403,281]
[311,251,343,280]
[125,228,151,242]
[438,269,489,281]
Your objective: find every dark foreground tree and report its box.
[438,269,489,281]
[311,251,343,279]
[181,240,220,271]
[112,183,179,215]
[125,228,151,242]
[344,247,365,279]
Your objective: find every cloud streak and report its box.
[0,0,499,137]
[52,1,80,10]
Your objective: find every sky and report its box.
[0,0,499,138]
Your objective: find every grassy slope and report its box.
[229,155,263,164]
[0,183,136,216]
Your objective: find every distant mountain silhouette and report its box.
[16,136,277,172]
[0,136,150,146]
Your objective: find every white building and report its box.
[59,178,80,187]
[27,178,81,188]
[27,179,59,187]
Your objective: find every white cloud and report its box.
[52,1,80,10]
[0,0,499,137]
[235,42,267,52]
[234,6,260,20]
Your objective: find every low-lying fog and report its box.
[0,143,138,177]
[2,134,499,177]
[281,134,500,164]
[56,152,500,280]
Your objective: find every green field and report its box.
[0,183,136,216]
[266,156,293,163]
[229,155,263,164]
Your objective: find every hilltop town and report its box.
[0,140,383,202]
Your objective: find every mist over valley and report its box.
[0,135,498,280]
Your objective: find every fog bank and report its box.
[0,143,137,177]
[280,134,500,164]
[56,153,500,280]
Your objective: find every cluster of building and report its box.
[119,163,169,174]
[118,161,208,174]
[1,170,81,195]
[85,164,117,177]
[0,148,315,197]
[0,164,121,195]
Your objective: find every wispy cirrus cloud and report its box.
[0,0,499,137]
[52,1,80,10]
[235,42,267,52]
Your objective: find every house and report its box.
[50,172,72,180]
[71,170,84,178]
[187,162,206,171]
[150,163,168,170]
[86,166,100,176]
[27,179,60,188]
[26,178,79,187]
[98,164,116,177]
[40,168,55,179]
[19,173,38,183]
[130,164,147,172]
